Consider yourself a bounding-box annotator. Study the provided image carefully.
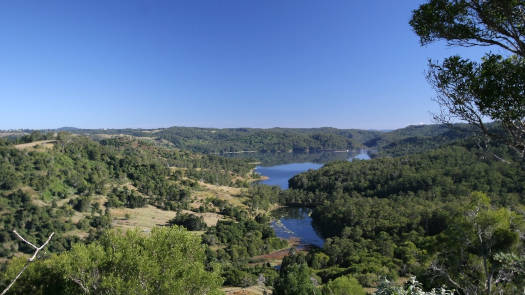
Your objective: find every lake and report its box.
[251,150,371,248]
[255,149,371,189]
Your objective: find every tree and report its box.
[321,275,365,295]
[273,263,318,295]
[1,227,223,295]
[430,192,521,294]
[375,277,454,295]
[273,249,319,295]
[1,231,54,295]
[410,0,525,158]
[168,213,207,231]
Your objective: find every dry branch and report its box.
[0,231,54,295]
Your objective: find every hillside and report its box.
[0,134,259,259]
[280,141,525,292]
[1,123,481,157]
[0,133,302,295]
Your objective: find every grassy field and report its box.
[193,182,247,208]
[111,205,177,231]
[14,140,56,150]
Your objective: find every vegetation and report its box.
[4,1,525,294]
[0,133,255,258]
[288,143,522,206]
[375,277,454,295]
[410,0,525,158]
[283,142,525,293]
[322,275,366,295]
[168,212,207,231]
[273,249,319,295]
[203,215,288,265]
[1,227,223,295]
[2,123,483,159]
[59,126,371,154]
[2,129,525,294]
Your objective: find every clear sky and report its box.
[0,0,492,130]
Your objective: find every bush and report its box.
[168,213,207,231]
[322,275,366,295]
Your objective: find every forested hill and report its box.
[70,127,377,153]
[287,143,523,206]
[3,123,480,155]
[279,141,525,293]
[0,133,255,259]
[368,123,480,157]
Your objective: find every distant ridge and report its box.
[1,123,485,157]
[57,127,81,131]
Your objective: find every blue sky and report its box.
[0,0,491,130]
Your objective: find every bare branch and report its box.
[12,231,37,250]
[429,263,464,292]
[1,231,54,295]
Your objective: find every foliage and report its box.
[89,127,365,154]
[375,277,454,295]
[0,189,86,258]
[0,227,223,295]
[429,192,522,294]
[286,143,525,290]
[0,134,254,258]
[321,275,365,295]
[243,184,281,211]
[168,213,207,231]
[221,266,258,287]
[410,0,525,158]
[288,145,524,206]
[273,250,319,295]
[203,217,287,264]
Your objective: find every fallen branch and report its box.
[1,231,54,295]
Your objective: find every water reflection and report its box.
[246,150,371,248]
[225,150,364,166]
[271,207,324,248]
[254,150,370,189]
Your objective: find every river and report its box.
[255,149,371,189]
[252,150,371,248]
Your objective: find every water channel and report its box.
[252,150,371,248]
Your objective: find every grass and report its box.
[13,140,56,150]
[111,205,177,231]
[193,182,247,208]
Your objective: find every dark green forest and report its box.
[10,123,479,156]
[279,141,525,294]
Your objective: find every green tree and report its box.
[273,263,319,295]
[432,192,520,294]
[1,227,223,295]
[273,249,319,295]
[410,0,525,158]
[321,275,365,295]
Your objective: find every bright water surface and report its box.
[255,150,371,189]
[271,207,324,248]
[250,150,371,247]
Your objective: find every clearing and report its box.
[14,140,56,150]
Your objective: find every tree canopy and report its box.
[410,0,525,158]
[1,227,223,295]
